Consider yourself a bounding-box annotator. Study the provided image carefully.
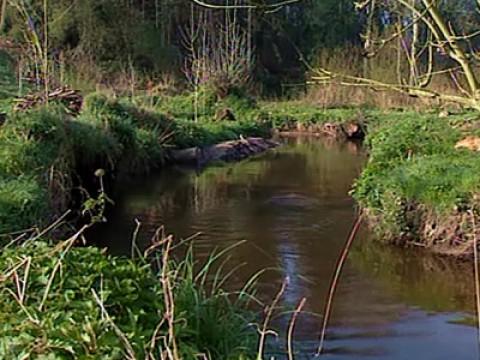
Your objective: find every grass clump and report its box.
[0,107,73,233]
[0,177,48,234]
[353,111,480,252]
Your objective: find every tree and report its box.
[310,0,480,110]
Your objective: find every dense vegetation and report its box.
[0,238,258,359]
[1,0,480,358]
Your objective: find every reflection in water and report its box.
[95,136,478,359]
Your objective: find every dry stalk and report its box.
[469,209,480,351]
[287,297,306,360]
[257,277,288,360]
[161,235,180,360]
[316,215,363,356]
[146,317,167,360]
[92,289,137,360]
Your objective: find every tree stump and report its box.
[215,108,236,121]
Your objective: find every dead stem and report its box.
[92,289,137,360]
[161,235,180,360]
[287,297,306,360]
[469,209,480,351]
[316,215,363,356]
[257,277,288,360]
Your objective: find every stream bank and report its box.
[2,91,479,259]
[353,110,480,257]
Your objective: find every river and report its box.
[96,136,478,359]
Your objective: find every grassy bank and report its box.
[0,81,372,237]
[353,111,480,256]
[0,91,273,236]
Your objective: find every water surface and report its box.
[96,136,478,359]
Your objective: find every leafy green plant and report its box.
[0,232,258,359]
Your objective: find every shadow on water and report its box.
[94,136,478,359]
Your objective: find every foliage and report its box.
[1,0,363,93]
[0,239,257,359]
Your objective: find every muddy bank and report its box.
[168,137,279,167]
[275,120,365,140]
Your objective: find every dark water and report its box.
[96,136,478,359]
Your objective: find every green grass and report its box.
[352,111,480,244]
[0,50,17,113]
[257,101,373,128]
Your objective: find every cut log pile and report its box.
[14,87,83,115]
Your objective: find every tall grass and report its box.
[306,46,464,110]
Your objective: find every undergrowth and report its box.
[0,233,258,359]
[0,50,17,113]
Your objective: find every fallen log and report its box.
[169,137,279,166]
